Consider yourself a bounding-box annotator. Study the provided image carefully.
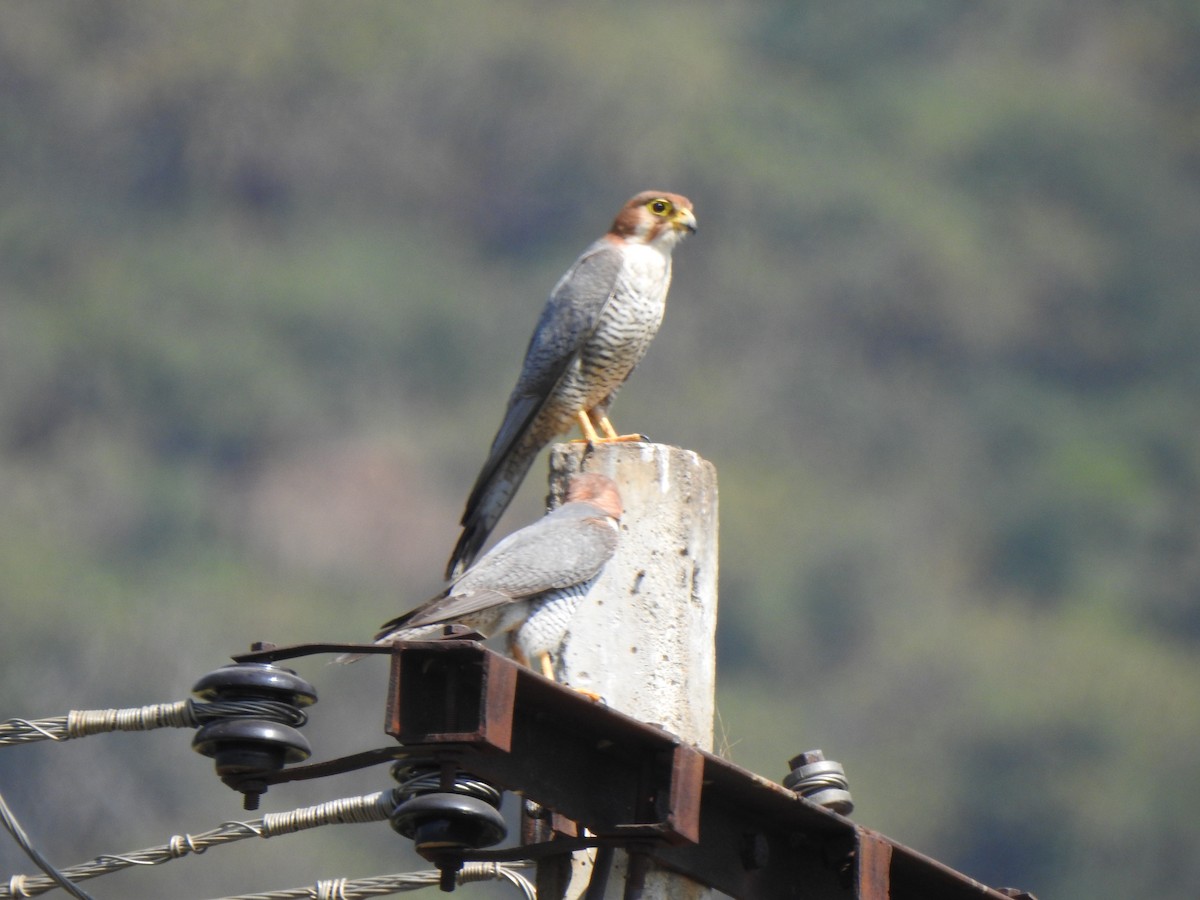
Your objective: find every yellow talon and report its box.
[570,411,646,443]
[534,651,603,701]
[574,410,602,443]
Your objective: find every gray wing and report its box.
[512,240,627,401]
[464,243,627,509]
[446,241,628,579]
[383,587,512,632]
[385,501,617,637]
[453,500,619,597]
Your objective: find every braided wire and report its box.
[0,713,535,898]
[0,789,94,900]
[391,762,501,807]
[0,791,400,898]
[201,863,536,899]
[0,699,306,747]
[461,862,537,900]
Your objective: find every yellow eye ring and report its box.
[648,198,672,216]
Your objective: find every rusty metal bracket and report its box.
[385,640,702,845]
[384,640,1024,900]
[227,639,1030,900]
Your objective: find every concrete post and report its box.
[543,442,719,900]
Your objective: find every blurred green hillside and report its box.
[2,2,1199,898]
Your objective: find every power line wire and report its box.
[0,786,94,900]
[1,784,534,899]
[204,863,536,899]
[0,699,305,748]
[0,790,401,898]
[0,689,535,898]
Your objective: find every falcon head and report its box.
[609,191,697,250]
[564,472,623,520]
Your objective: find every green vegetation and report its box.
[2,2,1198,897]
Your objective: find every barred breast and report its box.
[559,244,672,424]
[508,576,600,675]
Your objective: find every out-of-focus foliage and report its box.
[2,1,1198,898]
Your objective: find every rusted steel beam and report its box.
[385,640,1023,900]
[385,640,703,844]
[386,639,517,751]
[856,830,893,899]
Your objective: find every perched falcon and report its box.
[375,473,622,679]
[447,191,695,579]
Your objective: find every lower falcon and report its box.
[376,473,622,679]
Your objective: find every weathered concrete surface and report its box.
[546,442,720,899]
[548,442,718,746]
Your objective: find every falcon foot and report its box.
[568,433,649,444]
[574,410,649,444]
[530,654,604,702]
[569,687,605,704]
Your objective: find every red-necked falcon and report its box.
[447,191,695,579]
[376,473,622,679]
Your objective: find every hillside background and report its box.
[2,2,1199,898]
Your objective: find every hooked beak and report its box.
[673,207,697,234]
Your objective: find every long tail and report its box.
[446,449,539,579]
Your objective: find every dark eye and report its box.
[649,199,671,215]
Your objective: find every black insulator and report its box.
[390,792,508,851]
[391,760,502,807]
[193,719,312,773]
[190,662,317,809]
[192,718,311,809]
[389,759,506,892]
[192,662,317,710]
[783,749,854,815]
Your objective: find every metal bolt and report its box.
[784,749,854,815]
[788,749,826,769]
